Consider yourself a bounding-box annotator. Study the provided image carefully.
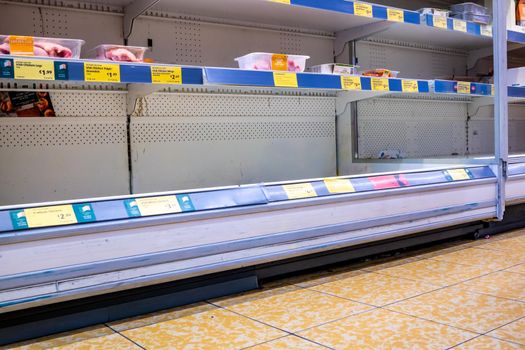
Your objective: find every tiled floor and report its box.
[5,230,525,350]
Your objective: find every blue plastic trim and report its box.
[508,30,525,44]
[434,79,493,96]
[509,86,525,98]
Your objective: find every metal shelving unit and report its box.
[0,0,523,341]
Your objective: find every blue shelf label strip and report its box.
[434,80,493,96]
[264,166,495,202]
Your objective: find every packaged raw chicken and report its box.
[90,45,147,63]
[361,69,399,78]
[0,35,84,59]
[235,53,309,72]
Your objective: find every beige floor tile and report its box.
[298,308,476,350]
[508,264,525,275]
[211,284,371,332]
[373,259,488,286]
[120,305,285,350]
[3,326,139,350]
[475,237,525,254]
[458,271,525,301]
[452,336,525,349]
[488,317,525,345]
[309,272,438,306]
[290,269,369,288]
[247,336,328,349]
[427,247,525,270]
[387,287,525,333]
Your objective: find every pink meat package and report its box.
[0,35,84,59]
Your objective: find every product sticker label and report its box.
[402,80,419,93]
[369,175,400,189]
[268,0,291,4]
[9,36,34,56]
[446,169,471,181]
[433,16,448,29]
[177,194,195,211]
[341,76,362,90]
[134,195,182,216]
[10,209,28,230]
[481,25,492,37]
[73,203,96,223]
[271,54,288,71]
[0,58,14,79]
[457,81,471,94]
[273,72,298,88]
[14,59,54,80]
[283,183,317,199]
[84,62,120,82]
[324,178,356,193]
[453,19,467,32]
[387,8,404,22]
[354,2,373,17]
[151,66,182,84]
[25,204,77,228]
[124,199,141,217]
[371,77,389,91]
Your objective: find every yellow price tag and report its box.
[324,178,356,194]
[14,59,54,80]
[354,2,373,17]
[433,16,448,29]
[387,8,404,22]
[453,19,467,32]
[151,66,182,84]
[457,81,471,94]
[268,0,290,3]
[135,196,182,216]
[371,78,389,91]
[402,80,419,93]
[25,204,77,228]
[341,76,362,90]
[491,85,494,96]
[283,183,317,199]
[447,169,470,181]
[9,35,34,56]
[481,25,492,37]
[273,72,298,88]
[84,62,120,83]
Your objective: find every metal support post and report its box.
[493,0,509,220]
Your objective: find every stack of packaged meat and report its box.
[0,35,84,59]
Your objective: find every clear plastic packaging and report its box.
[450,3,488,15]
[450,12,491,24]
[309,63,359,75]
[508,67,525,87]
[418,8,450,17]
[0,35,84,59]
[361,69,399,78]
[89,45,148,63]
[235,53,310,72]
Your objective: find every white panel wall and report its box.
[130,93,336,193]
[0,92,129,206]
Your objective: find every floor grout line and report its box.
[105,323,147,350]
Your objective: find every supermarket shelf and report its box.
[0,165,497,313]
[0,166,494,235]
[0,56,203,85]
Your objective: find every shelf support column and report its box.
[493,0,509,220]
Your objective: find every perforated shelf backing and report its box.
[357,97,468,159]
[50,91,127,117]
[135,93,336,118]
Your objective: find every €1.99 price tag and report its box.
[324,178,356,194]
[457,81,471,94]
[84,62,120,82]
[371,78,389,91]
[402,80,419,93]
[354,2,373,17]
[446,169,471,181]
[14,59,55,80]
[273,72,298,88]
[387,8,404,22]
[433,16,448,29]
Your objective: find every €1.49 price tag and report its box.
[402,80,419,93]
[273,72,298,88]
[324,178,356,194]
[135,196,182,216]
[387,8,404,22]
[341,76,362,90]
